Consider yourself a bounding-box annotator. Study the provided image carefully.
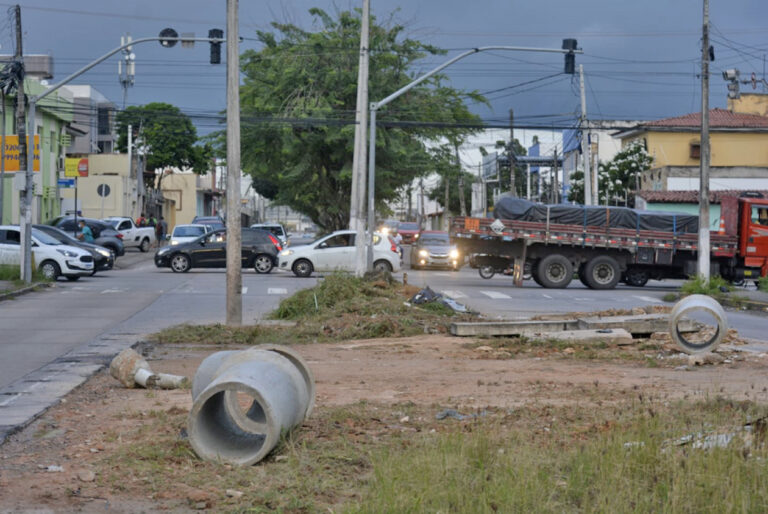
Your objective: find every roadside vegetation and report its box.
[758,276,768,293]
[152,273,473,345]
[0,264,50,292]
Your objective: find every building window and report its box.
[690,142,701,159]
[97,107,111,135]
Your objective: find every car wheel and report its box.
[624,267,650,287]
[536,254,573,289]
[478,266,495,279]
[170,254,191,273]
[39,260,61,281]
[66,276,80,281]
[583,255,621,290]
[254,254,274,274]
[374,260,393,273]
[139,238,150,253]
[292,259,313,277]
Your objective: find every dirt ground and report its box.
[2,333,768,512]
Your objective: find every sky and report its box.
[3,0,768,155]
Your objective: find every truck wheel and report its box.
[536,254,573,289]
[624,267,649,287]
[139,238,150,253]
[583,256,621,290]
[577,263,590,287]
[531,268,543,287]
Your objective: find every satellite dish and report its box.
[159,28,179,48]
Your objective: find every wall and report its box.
[59,154,136,219]
[160,172,197,227]
[728,93,768,116]
[633,131,768,168]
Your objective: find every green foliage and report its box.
[116,103,211,174]
[680,275,732,297]
[234,8,484,231]
[0,264,50,285]
[758,276,768,293]
[569,140,653,205]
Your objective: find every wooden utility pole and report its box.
[698,0,711,281]
[225,0,242,325]
[508,109,516,196]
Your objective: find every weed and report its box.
[680,275,732,297]
[758,276,768,293]
[662,292,679,302]
[0,264,50,287]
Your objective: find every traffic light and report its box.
[562,39,577,74]
[209,29,224,64]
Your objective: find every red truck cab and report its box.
[737,197,768,279]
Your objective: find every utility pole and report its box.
[352,0,370,276]
[0,92,5,224]
[225,0,242,325]
[698,0,711,281]
[579,64,592,206]
[455,142,467,216]
[553,148,559,203]
[508,109,516,196]
[15,5,33,282]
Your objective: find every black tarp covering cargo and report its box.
[493,195,698,234]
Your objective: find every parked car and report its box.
[411,231,461,271]
[0,225,94,280]
[154,228,281,273]
[250,223,288,246]
[168,224,211,246]
[46,216,125,257]
[33,224,114,274]
[191,215,226,231]
[397,221,420,244]
[377,219,399,236]
[104,216,156,252]
[278,230,400,277]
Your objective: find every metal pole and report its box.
[698,0,711,281]
[352,0,370,277]
[365,107,377,270]
[553,149,559,203]
[127,124,133,218]
[0,92,5,224]
[225,0,242,325]
[526,164,531,200]
[509,109,515,196]
[579,64,591,206]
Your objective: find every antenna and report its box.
[118,33,135,108]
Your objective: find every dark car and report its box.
[191,215,226,232]
[397,221,421,244]
[154,228,281,273]
[46,216,125,257]
[33,224,114,274]
[411,230,461,270]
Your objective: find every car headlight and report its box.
[56,249,79,258]
[280,249,294,257]
[96,248,111,257]
[414,233,419,239]
[449,249,459,259]
[171,240,179,245]
[418,249,429,257]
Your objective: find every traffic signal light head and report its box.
[562,39,577,74]
[722,68,739,81]
[209,29,224,64]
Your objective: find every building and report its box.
[62,85,117,155]
[615,108,768,191]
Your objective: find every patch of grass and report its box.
[680,275,732,298]
[662,292,679,303]
[0,263,50,288]
[758,276,768,293]
[152,274,474,345]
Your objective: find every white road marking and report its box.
[440,290,467,299]
[480,290,511,299]
[633,295,662,304]
[0,393,20,407]
[433,272,451,277]
[100,288,123,294]
[268,288,288,295]
[242,287,248,294]
[542,294,553,299]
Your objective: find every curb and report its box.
[0,282,52,302]
[664,293,768,313]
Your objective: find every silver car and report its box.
[411,231,461,270]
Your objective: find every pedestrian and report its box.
[77,220,94,243]
[392,229,403,260]
[157,216,168,246]
[136,213,146,227]
[148,214,157,228]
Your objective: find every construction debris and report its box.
[109,348,188,389]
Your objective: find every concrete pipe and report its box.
[669,294,728,354]
[188,345,315,466]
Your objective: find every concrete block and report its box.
[527,328,634,345]
[450,320,579,337]
[577,314,697,335]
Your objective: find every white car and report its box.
[169,224,210,246]
[250,223,288,246]
[0,225,94,280]
[104,216,156,252]
[278,230,400,277]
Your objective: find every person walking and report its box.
[156,216,168,246]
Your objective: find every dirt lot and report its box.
[1,330,768,512]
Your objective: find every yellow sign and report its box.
[1,135,40,171]
[64,157,89,178]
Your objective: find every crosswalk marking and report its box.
[100,288,123,294]
[440,290,467,299]
[633,295,662,304]
[480,290,511,299]
[242,287,248,294]
[268,288,288,295]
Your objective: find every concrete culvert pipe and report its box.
[188,345,315,466]
[669,294,728,355]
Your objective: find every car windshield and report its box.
[174,226,207,237]
[32,228,63,246]
[105,219,120,229]
[421,235,449,245]
[200,221,225,231]
[399,222,419,230]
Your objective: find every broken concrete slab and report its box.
[526,328,634,345]
[450,320,579,337]
[577,314,698,335]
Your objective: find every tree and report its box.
[427,142,477,215]
[236,8,484,231]
[116,103,210,175]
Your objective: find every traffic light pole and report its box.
[366,44,582,270]
[19,34,225,283]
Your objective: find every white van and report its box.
[0,225,94,280]
[250,223,288,246]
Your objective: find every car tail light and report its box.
[388,236,397,253]
[268,233,282,251]
[116,233,124,239]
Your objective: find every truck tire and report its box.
[536,254,573,289]
[624,267,649,287]
[583,256,621,290]
[577,263,590,287]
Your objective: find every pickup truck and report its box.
[104,216,156,252]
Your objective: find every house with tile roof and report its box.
[614,108,768,192]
